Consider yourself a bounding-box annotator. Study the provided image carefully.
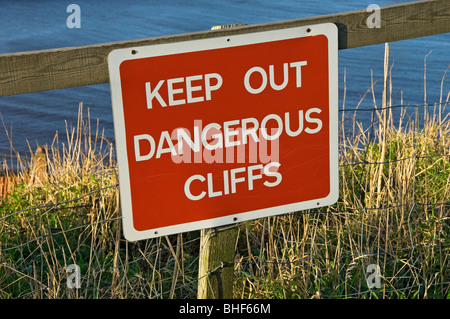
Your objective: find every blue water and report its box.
[1,0,449,159]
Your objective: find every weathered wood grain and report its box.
[1,0,449,96]
[197,226,238,299]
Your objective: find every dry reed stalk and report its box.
[375,43,389,209]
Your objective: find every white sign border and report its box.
[108,23,339,241]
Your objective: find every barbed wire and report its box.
[0,183,119,222]
[319,281,450,299]
[231,241,450,267]
[1,199,448,267]
[339,101,449,113]
[340,153,450,167]
[2,202,448,298]
[0,191,448,253]
[1,199,447,254]
[1,149,447,227]
[0,216,123,252]
[11,237,448,299]
[1,100,449,299]
[11,236,446,299]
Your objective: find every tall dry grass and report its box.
[0,103,199,299]
[0,44,449,299]
[233,44,450,298]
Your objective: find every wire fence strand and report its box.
[1,100,449,299]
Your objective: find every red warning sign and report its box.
[108,23,339,241]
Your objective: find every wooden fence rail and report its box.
[1,0,450,97]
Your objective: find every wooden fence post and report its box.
[197,225,238,299]
[196,23,244,301]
